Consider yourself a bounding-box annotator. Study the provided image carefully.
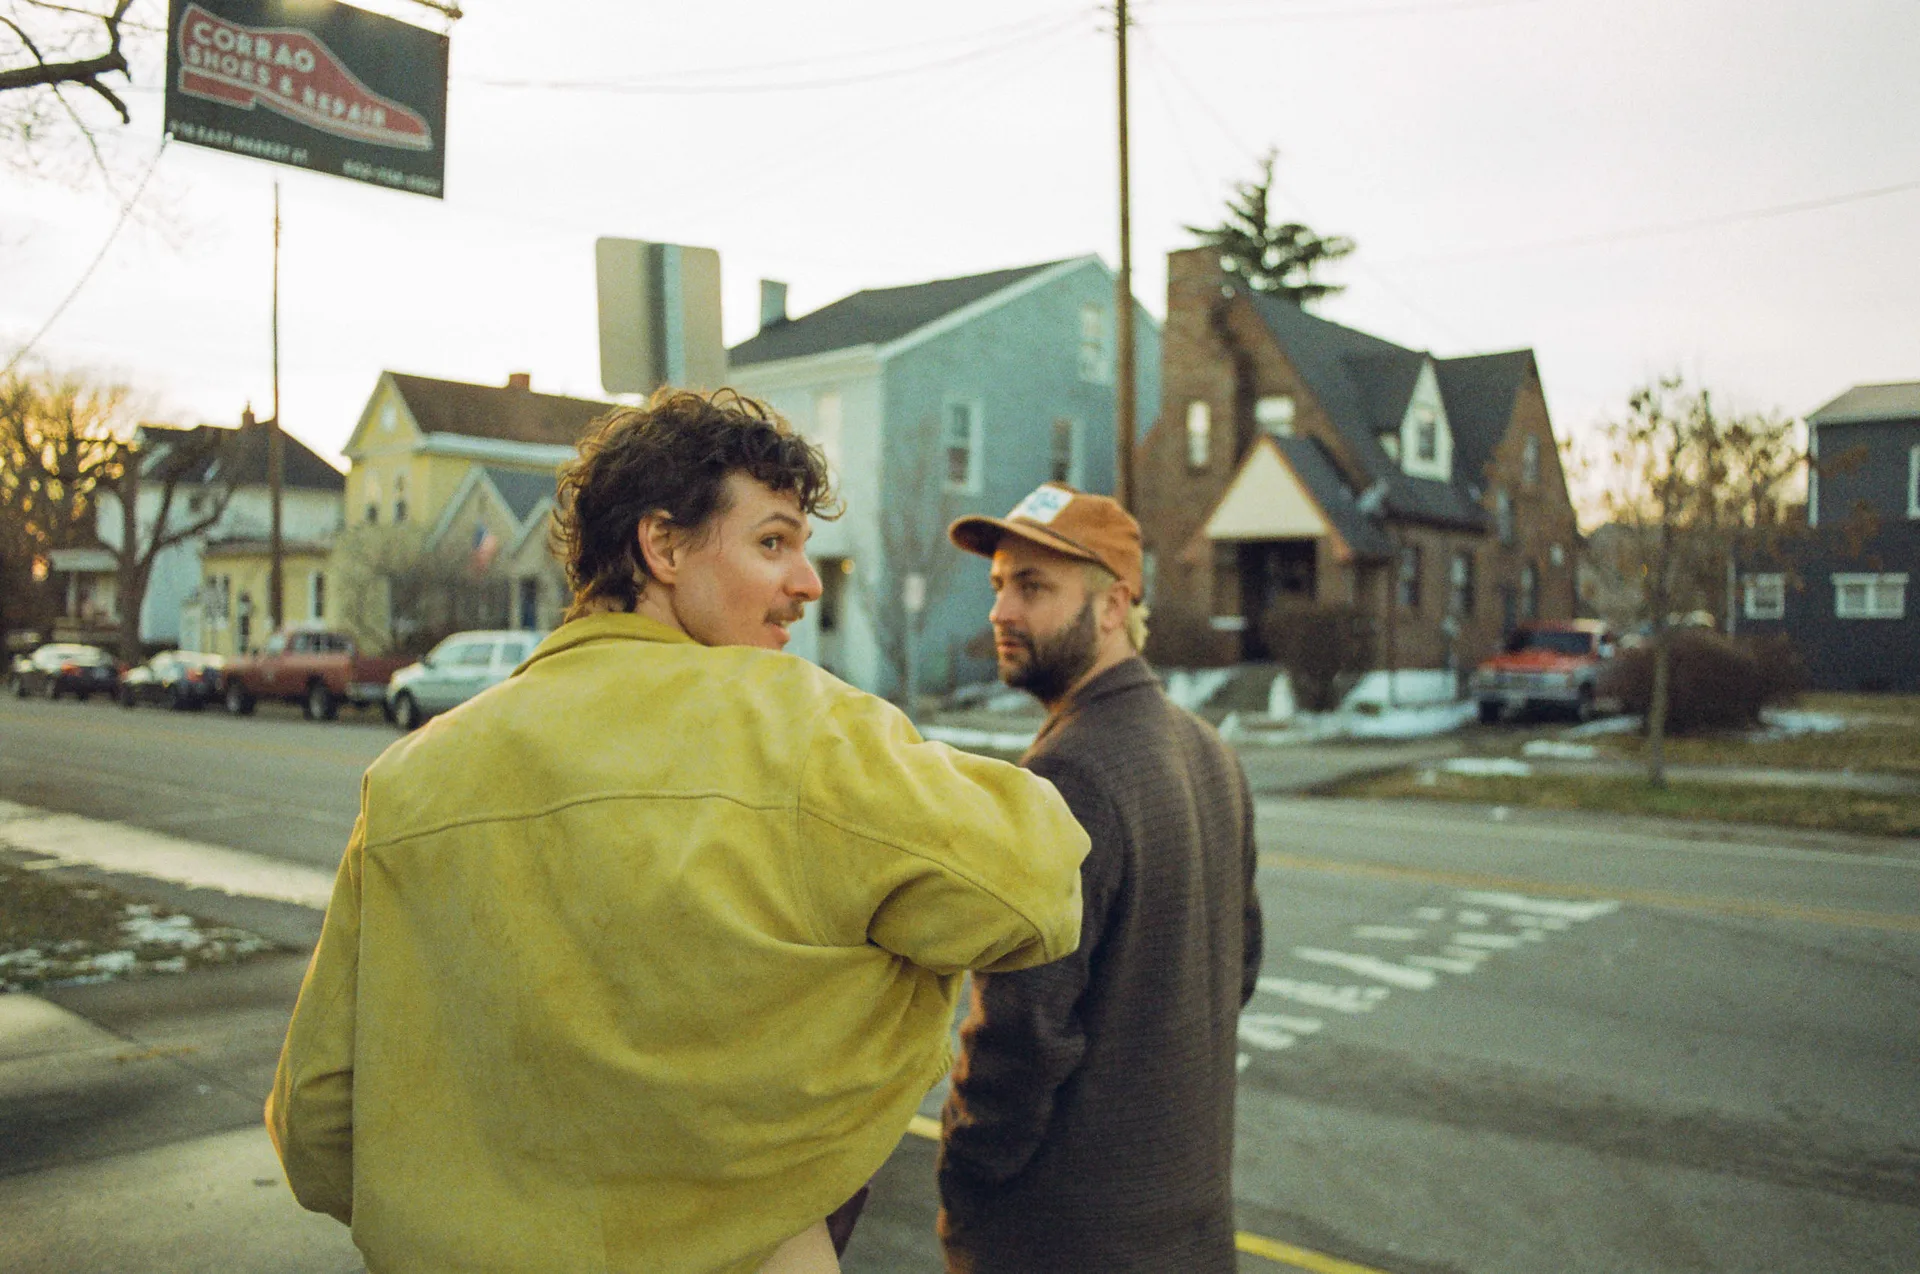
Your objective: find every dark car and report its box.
[118,650,226,711]
[9,643,120,701]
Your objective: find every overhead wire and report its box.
[469,9,1093,95]
[1146,0,1563,26]
[3,134,170,379]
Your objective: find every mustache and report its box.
[769,603,806,625]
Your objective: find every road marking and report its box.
[1457,891,1620,922]
[899,1118,1384,1272]
[1259,850,1920,934]
[1350,924,1424,941]
[1406,953,1479,974]
[1292,948,1438,990]
[1239,1012,1324,1050]
[1256,977,1390,1014]
[1449,931,1528,950]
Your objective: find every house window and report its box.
[1077,304,1111,384]
[1521,562,1539,619]
[815,558,847,634]
[1255,395,1296,437]
[1397,544,1422,610]
[1550,542,1565,568]
[1142,549,1158,606]
[1522,436,1541,487]
[1186,400,1211,469]
[944,401,982,492]
[1834,573,1907,619]
[1413,411,1439,464]
[1743,573,1785,620]
[1049,418,1079,485]
[518,577,539,630]
[1450,551,1475,617]
[380,401,398,432]
[1494,488,1514,545]
[308,571,326,622]
[365,503,379,525]
[1909,444,1919,518]
[394,473,408,524]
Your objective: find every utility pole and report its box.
[1113,0,1136,512]
[269,182,285,633]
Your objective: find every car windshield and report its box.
[1505,629,1593,657]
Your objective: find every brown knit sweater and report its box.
[937,657,1264,1273]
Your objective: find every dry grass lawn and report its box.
[1589,693,1920,778]
[1330,770,1920,841]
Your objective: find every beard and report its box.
[998,596,1099,705]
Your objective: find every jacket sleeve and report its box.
[1238,770,1265,1008]
[265,809,364,1225]
[938,755,1122,1188]
[796,691,1088,975]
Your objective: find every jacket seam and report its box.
[361,788,793,851]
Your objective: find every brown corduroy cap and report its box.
[949,483,1144,601]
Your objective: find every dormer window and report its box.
[380,401,397,432]
[1413,410,1438,463]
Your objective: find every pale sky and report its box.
[5,0,1917,508]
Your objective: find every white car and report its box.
[385,630,543,731]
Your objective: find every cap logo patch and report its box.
[1009,485,1072,525]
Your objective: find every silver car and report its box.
[386,630,543,731]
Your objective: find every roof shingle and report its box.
[388,373,617,447]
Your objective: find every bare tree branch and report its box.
[0,0,131,120]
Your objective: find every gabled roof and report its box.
[1434,350,1533,489]
[1271,437,1393,558]
[727,259,1072,367]
[143,421,344,492]
[1808,381,1920,426]
[388,373,616,447]
[480,466,557,523]
[1244,294,1484,530]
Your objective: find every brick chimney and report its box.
[759,280,788,332]
[506,372,532,391]
[241,404,257,428]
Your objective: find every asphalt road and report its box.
[4,693,1918,1272]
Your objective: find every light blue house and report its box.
[728,256,1160,699]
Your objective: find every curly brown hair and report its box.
[552,387,839,621]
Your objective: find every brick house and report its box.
[1135,248,1578,677]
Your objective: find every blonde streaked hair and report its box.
[1084,563,1150,651]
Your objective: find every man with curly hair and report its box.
[268,389,1090,1274]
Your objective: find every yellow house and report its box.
[199,539,335,657]
[339,371,618,641]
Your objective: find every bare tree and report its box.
[1,0,142,176]
[329,523,469,658]
[1588,376,1806,786]
[105,422,238,661]
[859,412,968,711]
[0,367,124,642]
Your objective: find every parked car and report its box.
[221,628,411,720]
[117,650,226,711]
[9,643,120,701]
[386,629,544,731]
[1471,620,1617,723]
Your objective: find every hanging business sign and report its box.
[164,0,449,198]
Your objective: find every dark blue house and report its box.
[1736,382,1918,692]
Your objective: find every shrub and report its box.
[1258,598,1375,712]
[1601,627,1802,734]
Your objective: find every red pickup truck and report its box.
[221,628,409,720]
[1470,619,1617,723]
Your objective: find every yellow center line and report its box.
[1259,850,1920,934]
[901,1116,1387,1272]
[3,712,379,768]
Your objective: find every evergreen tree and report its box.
[1187,149,1355,306]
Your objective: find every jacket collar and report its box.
[517,611,694,675]
[1033,655,1158,748]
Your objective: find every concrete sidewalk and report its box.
[0,955,364,1274]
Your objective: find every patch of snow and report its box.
[1441,757,1534,777]
[1563,714,1643,738]
[1755,708,1848,738]
[1163,668,1235,713]
[1267,673,1296,721]
[1341,669,1460,710]
[122,912,206,949]
[1345,700,1478,739]
[921,725,1036,753]
[1521,740,1599,760]
[87,950,138,974]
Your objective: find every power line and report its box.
[470,10,1092,95]
[1388,178,1920,268]
[1147,0,1563,26]
[3,134,169,379]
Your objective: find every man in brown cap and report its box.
[936,482,1265,1273]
